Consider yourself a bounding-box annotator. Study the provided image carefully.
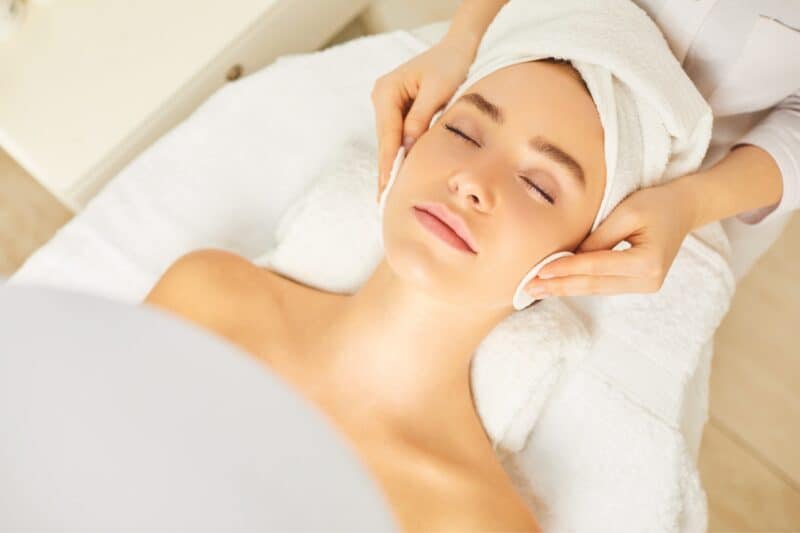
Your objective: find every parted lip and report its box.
[413,201,479,254]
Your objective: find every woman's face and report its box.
[382,59,606,311]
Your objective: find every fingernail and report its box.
[403,135,414,151]
[537,272,555,279]
[527,286,549,298]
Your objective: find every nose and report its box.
[447,165,496,211]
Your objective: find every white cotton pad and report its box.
[378,145,406,219]
[512,250,575,310]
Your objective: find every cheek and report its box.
[504,199,564,246]
[388,150,456,204]
[490,212,553,274]
[417,128,474,166]
[492,207,579,273]
[564,194,602,244]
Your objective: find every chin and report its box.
[385,237,502,309]
[385,237,444,287]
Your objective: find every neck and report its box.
[298,258,512,448]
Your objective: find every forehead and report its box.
[457,61,606,187]
[466,60,599,131]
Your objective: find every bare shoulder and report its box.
[144,248,262,307]
[142,248,286,346]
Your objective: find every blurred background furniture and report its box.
[0,1,798,530]
[0,0,371,212]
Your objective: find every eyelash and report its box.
[443,123,555,204]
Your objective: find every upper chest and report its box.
[209,266,537,530]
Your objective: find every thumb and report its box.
[403,83,447,147]
[578,209,636,253]
[374,95,406,192]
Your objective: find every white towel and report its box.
[7,2,736,529]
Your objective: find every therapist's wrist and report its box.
[438,32,482,63]
[661,172,708,231]
[669,143,785,229]
[441,0,509,60]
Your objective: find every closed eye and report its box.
[444,123,556,205]
[518,175,554,204]
[444,123,481,147]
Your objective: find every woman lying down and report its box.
[143,58,605,532]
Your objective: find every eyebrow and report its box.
[456,92,586,188]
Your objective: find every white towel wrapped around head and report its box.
[427,0,712,234]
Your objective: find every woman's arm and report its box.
[675,143,784,230]
[441,0,510,57]
[666,88,800,230]
[712,89,800,225]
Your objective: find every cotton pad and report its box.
[511,250,574,310]
[378,145,406,218]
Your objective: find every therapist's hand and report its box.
[525,179,699,298]
[371,39,474,201]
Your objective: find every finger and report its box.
[373,80,410,192]
[403,82,447,146]
[526,274,652,298]
[376,101,404,192]
[535,247,653,279]
[578,206,642,253]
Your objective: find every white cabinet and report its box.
[0,0,368,211]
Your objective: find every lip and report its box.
[412,202,479,254]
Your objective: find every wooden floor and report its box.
[703,216,800,531]
[1,6,798,531]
